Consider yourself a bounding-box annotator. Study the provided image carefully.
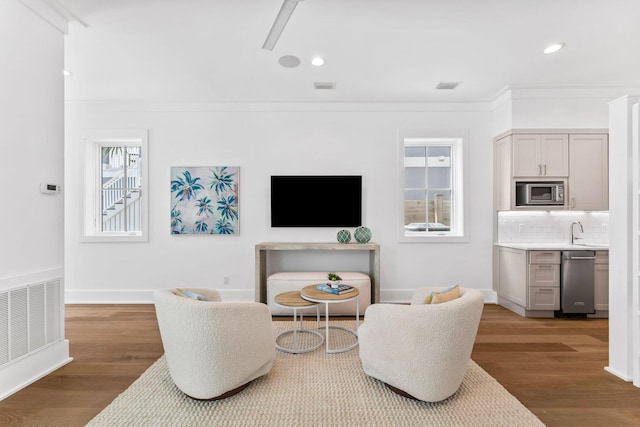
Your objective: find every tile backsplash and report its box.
[497,211,609,244]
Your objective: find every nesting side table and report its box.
[273,291,324,354]
[300,285,360,354]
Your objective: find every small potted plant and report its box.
[327,272,342,288]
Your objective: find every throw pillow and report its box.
[430,284,460,304]
[423,284,460,304]
[175,288,210,301]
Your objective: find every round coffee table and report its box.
[300,285,360,354]
[273,291,324,354]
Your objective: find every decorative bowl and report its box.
[327,280,341,288]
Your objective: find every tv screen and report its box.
[271,175,362,227]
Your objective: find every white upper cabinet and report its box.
[494,130,608,211]
[568,134,609,210]
[513,134,569,177]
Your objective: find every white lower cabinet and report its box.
[526,251,560,311]
[496,247,527,307]
[594,251,609,312]
[528,286,560,310]
[496,246,609,318]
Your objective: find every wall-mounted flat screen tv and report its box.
[271,175,362,227]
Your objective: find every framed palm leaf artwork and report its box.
[170,166,239,235]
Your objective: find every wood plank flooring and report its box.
[0,304,639,426]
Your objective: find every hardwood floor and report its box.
[472,306,640,426]
[0,305,164,427]
[0,304,639,426]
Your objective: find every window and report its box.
[82,130,149,242]
[399,130,468,242]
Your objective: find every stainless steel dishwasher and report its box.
[561,250,596,314]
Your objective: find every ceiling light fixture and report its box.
[262,0,304,51]
[311,57,325,67]
[63,69,72,76]
[543,42,565,54]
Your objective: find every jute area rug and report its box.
[87,320,543,426]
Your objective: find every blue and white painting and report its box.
[170,166,239,235]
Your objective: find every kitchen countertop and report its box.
[494,242,609,251]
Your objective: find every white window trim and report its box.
[398,129,470,243]
[81,129,149,243]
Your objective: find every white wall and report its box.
[0,0,64,287]
[64,102,495,303]
[491,88,513,136]
[494,87,640,132]
[0,0,70,401]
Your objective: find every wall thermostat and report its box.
[40,183,61,194]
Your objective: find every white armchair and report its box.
[154,288,275,400]
[358,287,484,402]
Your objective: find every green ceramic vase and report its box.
[354,226,371,243]
[336,229,351,243]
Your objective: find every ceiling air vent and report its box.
[314,82,336,90]
[436,82,460,90]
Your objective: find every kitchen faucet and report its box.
[571,221,583,244]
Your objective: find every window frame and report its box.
[81,129,149,242]
[398,129,469,243]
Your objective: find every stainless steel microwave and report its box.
[515,181,565,206]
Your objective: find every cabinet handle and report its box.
[538,164,541,175]
[543,164,547,175]
[570,197,575,208]
[537,265,554,269]
[538,289,554,292]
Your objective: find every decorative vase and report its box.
[354,226,372,243]
[336,229,351,244]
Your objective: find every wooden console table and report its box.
[255,242,380,305]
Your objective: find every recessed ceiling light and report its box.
[543,42,565,54]
[311,57,325,67]
[278,55,301,68]
[63,69,72,76]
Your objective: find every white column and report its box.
[606,95,639,384]
[632,102,640,387]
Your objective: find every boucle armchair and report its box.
[358,287,484,402]
[154,288,275,400]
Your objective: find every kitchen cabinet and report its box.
[526,251,560,311]
[495,247,559,315]
[594,251,609,312]
[513,134,569,177]
[568,134,609,211]
[493,129,608,211]
[495,245,609,318]
[496,246,527,307]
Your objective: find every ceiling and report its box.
[57,0,640,103]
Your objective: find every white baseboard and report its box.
[0,340,72,400]
[66,288,498,305]
[604,366,633,382]
[65,289,256,304]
